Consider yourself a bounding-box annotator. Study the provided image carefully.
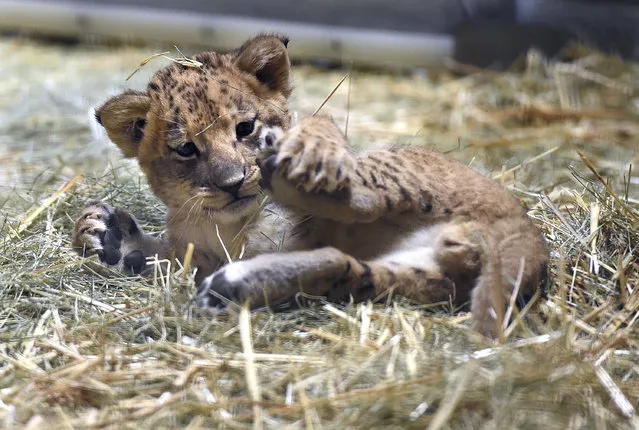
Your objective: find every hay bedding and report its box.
[0,38,637,429]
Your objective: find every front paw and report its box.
[72,202,147,274]
[258,116,354,194]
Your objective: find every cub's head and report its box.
[95,34,291,223]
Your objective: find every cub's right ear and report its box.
[95,90,151,158]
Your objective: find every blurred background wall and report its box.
[0,0,638,68]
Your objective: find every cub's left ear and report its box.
[95,90,151,158]
[234,34,291,97]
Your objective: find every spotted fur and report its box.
[73,34,548,338]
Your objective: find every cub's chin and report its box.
[203,194,261,224]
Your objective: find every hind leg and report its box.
[473,220,548,338]
[196,246,456,310]
[435,219,548,338]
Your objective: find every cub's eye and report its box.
[174,142,199,158]
[235,120,255,138]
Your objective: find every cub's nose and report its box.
[216,174,245,196]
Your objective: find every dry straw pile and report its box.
[0,42,637,429]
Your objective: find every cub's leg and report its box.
[260,116,442,224]
[259,116,402,223]
[434,219,548,338]
[196,247,456,310]
[72,202,168,275]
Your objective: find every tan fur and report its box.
[73,34,548,338]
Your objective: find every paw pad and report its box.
[73,202,147,274]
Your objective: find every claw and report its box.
[259,117,354,199]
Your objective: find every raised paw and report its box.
[72,202,147,274]
[258,116,354,194]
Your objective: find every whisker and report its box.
[168,194,202,225]
[177,197,204,245]
[185,197,203,226]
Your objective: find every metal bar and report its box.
[0,0,454,69]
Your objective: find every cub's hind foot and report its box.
[72,202,148,274]
[195,258,301,310]
[195,260,254,309]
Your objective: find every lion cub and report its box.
[73,34,548,338]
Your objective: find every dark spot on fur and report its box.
[444,208,452,215]
[370,172,388,190]
[413,268,426,275]
[385,196,393,210]
[370,156,400,173]
[148,82,159,92]
[399,187,412,202]
[419,190,433,212]
[385,162,401,173]
[356,171,369,187]
[381,171,401,185]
